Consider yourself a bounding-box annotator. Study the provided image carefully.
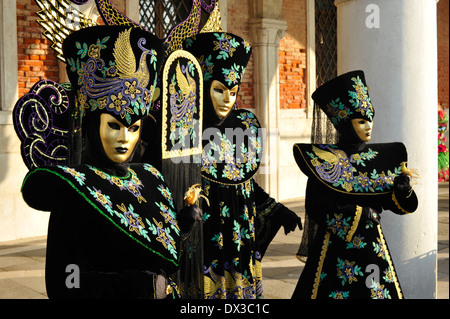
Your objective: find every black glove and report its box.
[394,174,412,192]
[278,206,303,234]
[177,204,203,235]
[361,207,380,225]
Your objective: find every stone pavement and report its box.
[263,182,449,299]
[0,183,448,299]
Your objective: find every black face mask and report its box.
[81,113,140,177]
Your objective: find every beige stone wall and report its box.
[0,111,50,241]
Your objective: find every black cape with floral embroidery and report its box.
[291,142,418,299]
[199,109,287,299]
[21,163,181,299]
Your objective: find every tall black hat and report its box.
[182,32,252,89]
[62,25,165,126]
[181,32,252,126]
[312,70,375,131]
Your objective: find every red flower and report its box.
[438,143,448,153]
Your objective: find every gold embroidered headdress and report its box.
[62,25,165,125]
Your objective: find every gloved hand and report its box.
[178,204,203,235]
[361,207,380,225]
[394,174,412,192]
[278,206,303,234]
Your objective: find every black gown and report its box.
[21,163,181,298]
[200,109,288,299]
[291,142,418,299]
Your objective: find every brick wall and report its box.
[15,0,308,111]
[16,0,60,97]
[437,0,449,110]
[226,0,254,110]
[227,0,308,110]
[15,0,128,98]
[279,0,307,109]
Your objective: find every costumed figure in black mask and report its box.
[182,32,302,299]
[291,70,418,299]
[16,25,199,299]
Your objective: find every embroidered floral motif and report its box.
[383,266,395,283]
[222,64,241,86]
[59,166,86,186]
[308,145,401,193]
[239,180,253,199]
[329,290,350,299]
[336,258,364,286]
[184,32,250,88]
[75,37,109,59]
[369,279,391,299]
[220,202,230,218]
[232,220,245,251]
[197,54,214,82]
[116,203,146,236]
[202,113,262,183]
[323,75,373,125]
[21,164,183,278]
[213,33,240,60]
[143,163,165,181]
[145,217,177,258]
[326,213,351,240]
[124,80,142,99]
[242,40,251,54]
[155,201,180,235]
[325,98,353,126]
[346,234,367,249]
[348,75,374,121]
[373,237,387,260]
[237,112,259,133]
[212,232,224,249]
[89,186,113,210]
[87,165,146,203]
[157,184,174,205]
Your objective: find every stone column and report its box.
[335,0,438,298]
[250,1,287,200]
[1,0,18,111]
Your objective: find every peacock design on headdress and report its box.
[14,0,222,169]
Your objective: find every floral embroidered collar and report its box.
[202,110,262,185]
[22,163,180,271]
[293,143,407,194]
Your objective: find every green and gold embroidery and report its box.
[306,145,401,193]
[336,258,364,286]
[87,165,147,203]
